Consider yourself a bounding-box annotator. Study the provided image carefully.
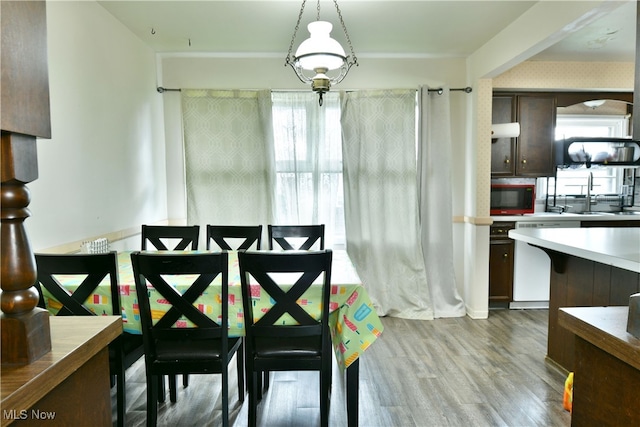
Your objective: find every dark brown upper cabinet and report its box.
[492,93,556,177]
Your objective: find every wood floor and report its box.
[114,309,571,426]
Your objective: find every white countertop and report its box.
[493,212,640,222]
[508,227,640,273]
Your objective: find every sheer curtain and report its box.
[182,89,275,245]
[418,87,466,318]
[271,92,344,248]
[340,90,433,319]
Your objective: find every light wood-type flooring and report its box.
[114,309,571,426]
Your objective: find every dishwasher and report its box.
[510,220,581,309]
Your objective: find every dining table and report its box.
[41,249,383,427]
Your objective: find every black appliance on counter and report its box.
[555,137,640,169]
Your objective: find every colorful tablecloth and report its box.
[41,250,383,369]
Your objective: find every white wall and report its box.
[27,1,167,252]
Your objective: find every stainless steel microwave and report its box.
[490,184,535,215]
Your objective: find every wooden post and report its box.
[1,1,52,365]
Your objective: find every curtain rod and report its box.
[157,86,473,94]
[428,87,472,95]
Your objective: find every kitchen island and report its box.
[508,227,640,372]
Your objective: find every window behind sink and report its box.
[539,113,636,211]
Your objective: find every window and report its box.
[549,115,628,196]
[554,115,628,140]
[271,92,345,248]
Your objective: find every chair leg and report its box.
[248,371,258,427]
[222,366,229,427]
[146,374,159,427]
[169,375,178,403]
[256,371,269,401]
[116,370,126,427]
[157,376,165,403]
[236,347,245,402]
[320,369,331,427]
[183,374,189,388]
[256,372,262,401]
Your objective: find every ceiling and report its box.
[97,0,636,63]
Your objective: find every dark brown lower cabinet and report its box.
[489,222,515,304]
[580,220,639,227]
[489,240,514,303]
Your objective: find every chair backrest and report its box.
[34,252,120,317]
[238,250,333,347]
[267,224,325,250]
[141,225,200,251]
[130,251,230,356]
[206,225,262,250]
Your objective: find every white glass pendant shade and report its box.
[295,21,346,71]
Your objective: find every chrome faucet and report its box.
[585,172,593,212]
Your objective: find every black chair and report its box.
[205,224,266,393]
[34,252,143,427]
[141,224,200,251]
[131,251,244,427]
[141,224,200,399]
[265,224,326,393]
[206,225,262,250]
[267,224,325,250]
[238,250,333,427]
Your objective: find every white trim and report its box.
[155,51,466,60]
[555,114,629,139]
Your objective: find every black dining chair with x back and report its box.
[140,224,200,400]
[131,251,244,427]
[34,252,144,427]
[141,224,200,251]
[263,224,325,394]
[206,225,262,250]
[267,224,325,250]
[238,250,333,427]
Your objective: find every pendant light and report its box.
[285,0,358,106]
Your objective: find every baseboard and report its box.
[465,304,489,319]
[509,301,550,310]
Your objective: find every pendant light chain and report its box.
[333,0,357,65]
[285,0,307,65]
